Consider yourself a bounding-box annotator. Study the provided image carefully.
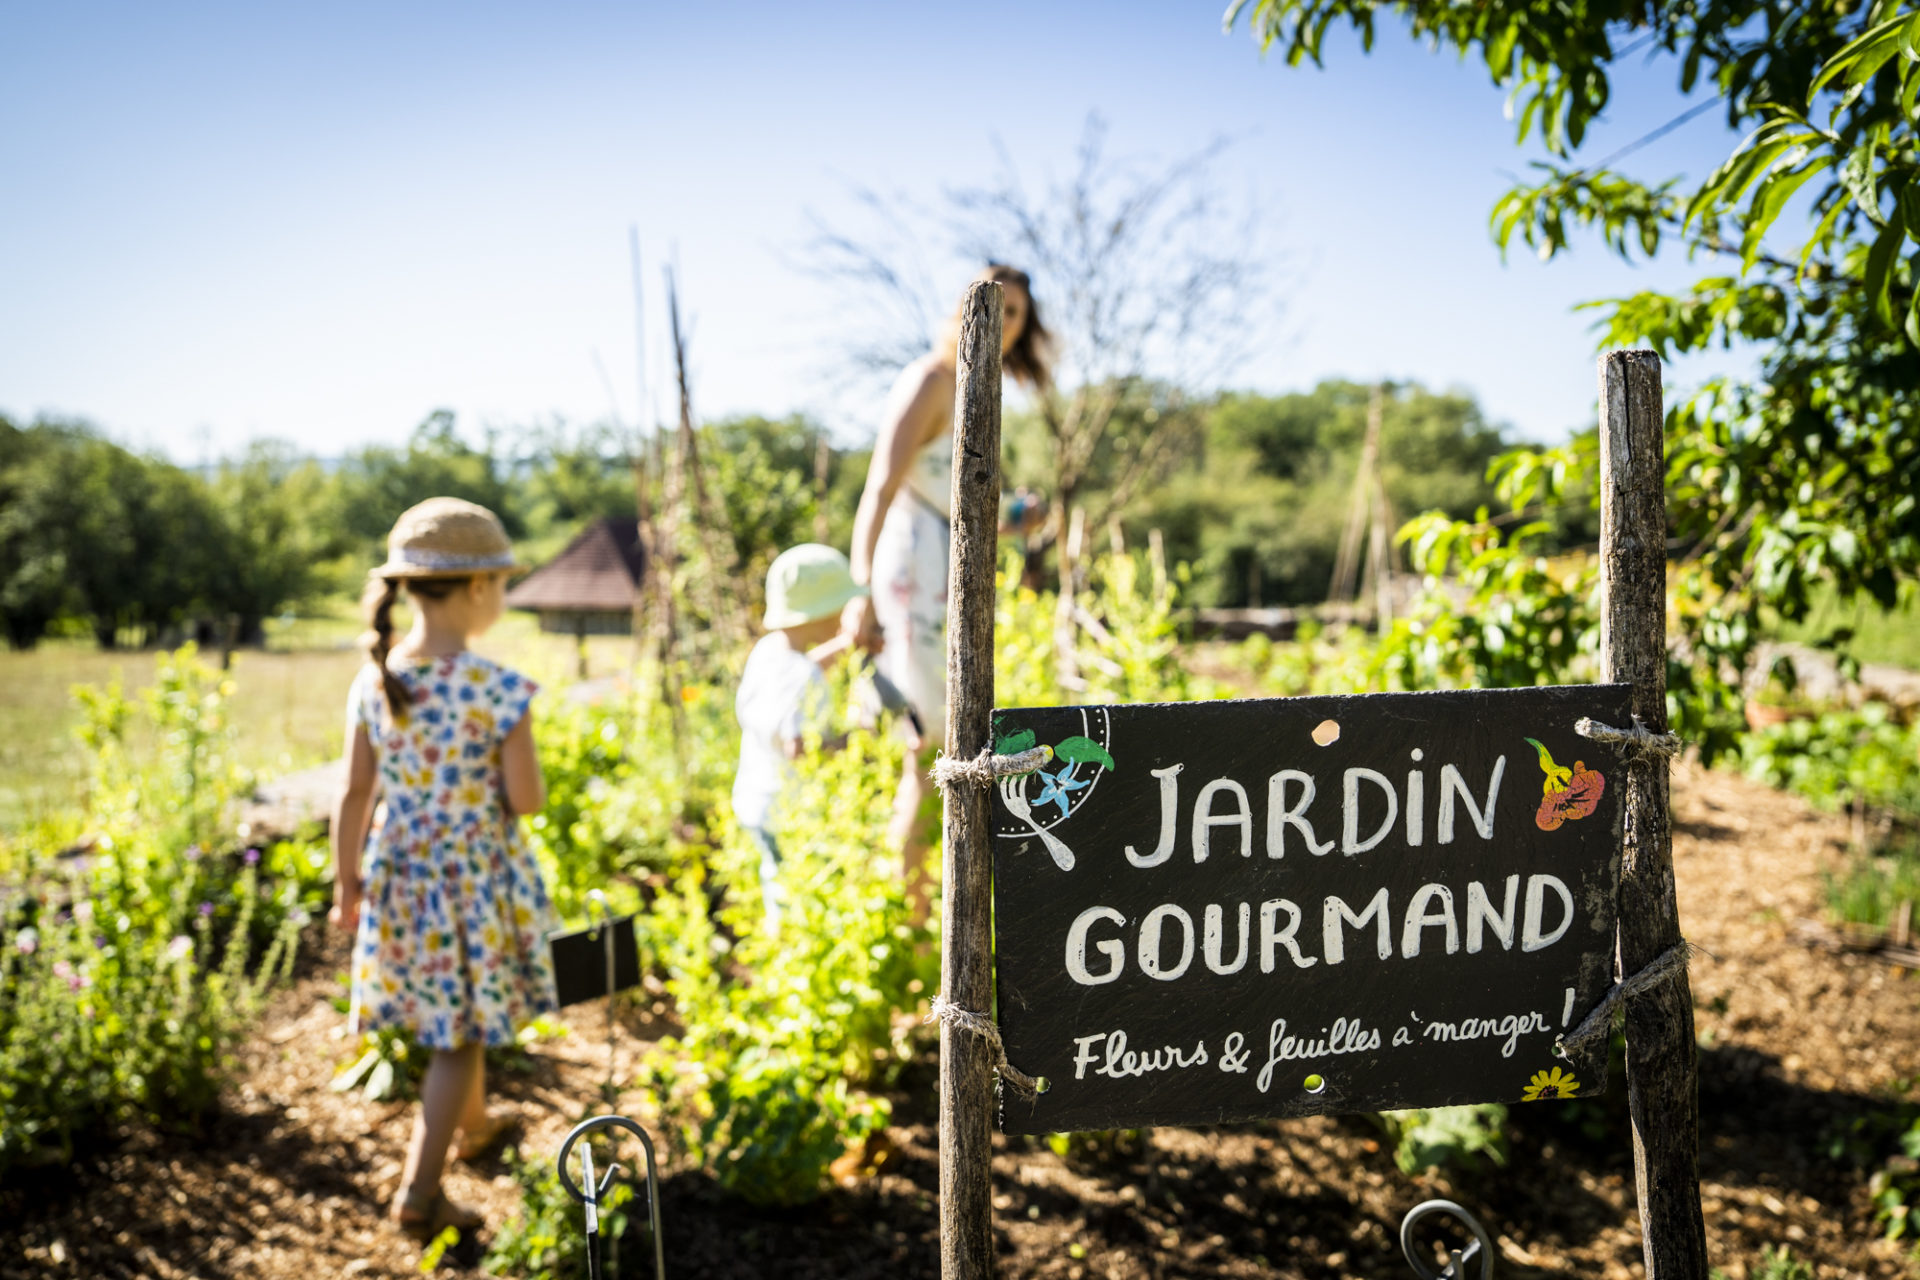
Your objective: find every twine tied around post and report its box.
[929,744,1053,791]
[1554,940,1696,1057]
[1575,714,1683,761]
[928,995,1042,1100]
[925,744,1053,1101]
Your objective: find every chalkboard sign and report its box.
[988,685,1632,1135]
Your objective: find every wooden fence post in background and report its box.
[941,280,1005,1280]
[1598,350,1709,1280]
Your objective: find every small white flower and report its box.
[165,935,193,963]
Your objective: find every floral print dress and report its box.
[347,651,559,1049]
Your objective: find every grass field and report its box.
[1778,581,1920,670]
[0,606,643,833]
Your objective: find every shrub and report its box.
[1828,1102,1920,1240]
[527,683,736,923]
[641,728,908,1206]
[0,649,302,1174]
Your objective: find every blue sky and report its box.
[0,3,1751,461]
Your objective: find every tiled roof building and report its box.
[505,516,647,635]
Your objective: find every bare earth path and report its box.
[7,763,1919,1279]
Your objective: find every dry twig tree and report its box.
[803,114,1278,573]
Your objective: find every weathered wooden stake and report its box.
[941,280,1004,1280]
[1598,350,1708,1280]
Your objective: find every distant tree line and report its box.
[0,409,865,650]
[1005,378,1542,609]
[1,379,1525,647]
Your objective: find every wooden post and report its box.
[940,279,1004,1280]
[1598,350,1708,1280]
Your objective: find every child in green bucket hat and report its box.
[733,544,875,927]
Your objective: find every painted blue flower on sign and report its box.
[1033,767,1089,819]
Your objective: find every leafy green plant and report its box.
[1712,1244,1816,1280]
[1376,507,1597,695]
[1824,1099,1920,1239]
[330,1026,427,1102]
[1824,838,1920,932]
[651,1044,883,1208]
[1045,1128,1148,1166]
[1743,703,1920,816]
[527,684,736,924]
[483,1145,638,1280]
[1375,1104,1511,1175]
[998,546,1203,710]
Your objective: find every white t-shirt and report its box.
[731,634,834,830]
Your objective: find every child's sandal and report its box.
[392,1186,483,1244]
[453,1111,518,1163]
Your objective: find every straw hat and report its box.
[762,543,865,629]
[373,497,519,579]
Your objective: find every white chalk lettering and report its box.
[1126,764,1184,867]
[1219,1031,1251,1073]
[1204,902,1251,975]
[1255,1015,1383,1092]
[1420,1009,1550,1058]
[1260,898,1318,972]
[1466,875,1519,953]
[1342,768,1399,855]
[1266,769,1333,858]
[1400,883,1458,958]
[1522,874,1573,952]
[1072,1029,1210,1080]
[1138,904,1196,980]
[1323,888,1392,963]
[1066,906,1127,985]
[1192,778,1253,863]
[1438,757,1506,843]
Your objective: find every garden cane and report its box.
[556,1113,666,1280]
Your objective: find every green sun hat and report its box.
[762,543,867,629]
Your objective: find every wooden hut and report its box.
[505,516,647,674]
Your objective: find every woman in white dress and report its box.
[842,264,1051,922]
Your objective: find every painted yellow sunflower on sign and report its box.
[1522,1065,1580,1101]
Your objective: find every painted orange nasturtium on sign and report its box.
[1526,737,1605,832]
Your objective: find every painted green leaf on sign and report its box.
[995,728,1037,755]
[1053,736,1115,771]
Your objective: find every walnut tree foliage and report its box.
[1229,0,1920,752]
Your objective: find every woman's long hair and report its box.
[937,263,1051,389]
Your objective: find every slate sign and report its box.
[988,684,1632,1135]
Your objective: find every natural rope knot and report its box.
[1554,940,1696,1057]
[927,994,1042,1100]
[1575,714,1683,761]
[930,745,1053,791]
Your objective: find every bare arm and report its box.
[329,724,378,934]
[781,728,849,760]
[501,713,546,817]
[848,360,952,584]
[805,631,858,670]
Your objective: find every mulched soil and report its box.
[7,761,1920,1279]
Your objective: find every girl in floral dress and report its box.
[329,497,560,1242]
